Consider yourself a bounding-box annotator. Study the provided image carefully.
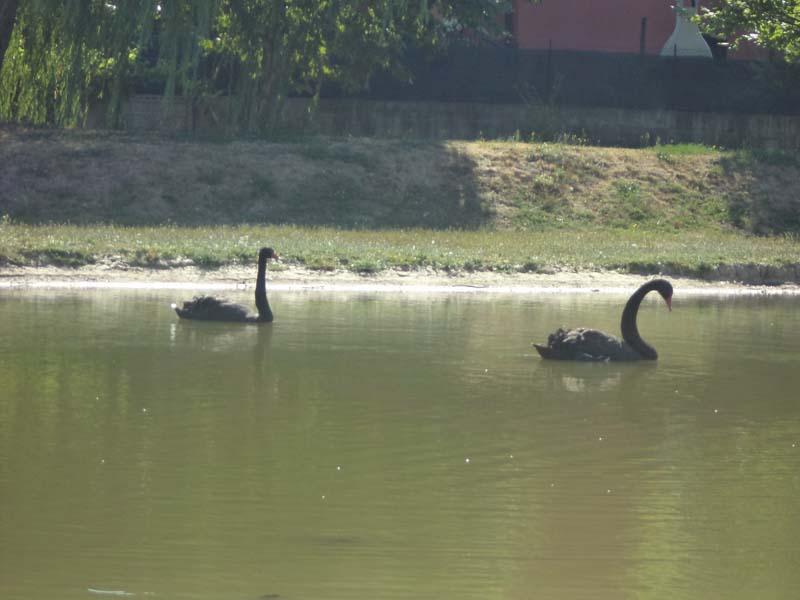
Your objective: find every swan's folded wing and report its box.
[178,295,251,321]
[535,327,633,361]
[573,329,626,360]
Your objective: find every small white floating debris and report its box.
[509,454,514,459]
[598,436,604,441]
[321,495,326,500]
[142,408,148,413]
[713,409,719,414]
[336,466,341,471]
[606,489,612,494]
[88,589,136,597]
[465,458,470,464]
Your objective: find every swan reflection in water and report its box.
[560,369,624,393]
[535,358,657,394]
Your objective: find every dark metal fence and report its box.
[330,45,800,115]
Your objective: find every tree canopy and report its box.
[0,0,522,132]
[699,0,800,62]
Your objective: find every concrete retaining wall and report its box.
[121,94,800,150]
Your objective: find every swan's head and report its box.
[652,278,673,311]
[259,247,279,261]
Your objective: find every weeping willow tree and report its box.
[0,1,20,70]
[0,1,213,127]
[0,0,520,133]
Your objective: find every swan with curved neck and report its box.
[534,279,673,361]
[173,247,278,323]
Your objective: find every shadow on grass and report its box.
[0,127,491,230]
[719,149,800,235]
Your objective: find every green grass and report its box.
[652,143,718,163]
[655,143,717,155]
[2,223,798,280]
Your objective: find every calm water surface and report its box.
[0,289,799,600]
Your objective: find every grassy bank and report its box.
[1,126,799,283]
[2,223,799,284]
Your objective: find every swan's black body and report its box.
[534,279,673,361]
[174,247,278,323]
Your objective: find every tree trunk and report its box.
[257,0,289,135]
[0,0,19,72]
[260,43,290,135]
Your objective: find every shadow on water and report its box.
[1,132,491,229]
[170,318,277,406]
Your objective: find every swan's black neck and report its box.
[620,281,660,360]
[255,253,273,322]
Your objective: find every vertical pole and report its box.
[640,17,647,56]
[545,39,553,104]
[672,43,678,81]
[638,17,647,109]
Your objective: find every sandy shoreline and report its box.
[2,264,800,296]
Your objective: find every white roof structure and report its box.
[660,0,712,58]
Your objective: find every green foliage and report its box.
[0,0,526,132]
[699,0,800,62]
[0,1,193,126]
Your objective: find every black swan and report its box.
[173,247,279,323]
[534,279,673,361]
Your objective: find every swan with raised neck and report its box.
[534,279,673,361]
[173,247,278,323]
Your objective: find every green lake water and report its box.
[1,288,799,600]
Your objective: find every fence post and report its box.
[672,43,678,79]
[640,17,647,56]
[545,40,553,103]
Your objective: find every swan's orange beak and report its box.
[665,296,672,311]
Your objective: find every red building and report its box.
[508,0,762,59]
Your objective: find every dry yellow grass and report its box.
[2,125,798,234]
